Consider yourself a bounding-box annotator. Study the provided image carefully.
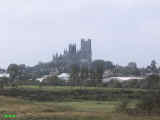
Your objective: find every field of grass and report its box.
[0,86,159,120]
[0,95,160,120]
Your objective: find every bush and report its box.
[105,80,122,88]
[121,79,139,88]
[135,92,160,115]
[139,75,160,89]
[43,76,66,86]
[116,99,130,112]
[116,91,160,115]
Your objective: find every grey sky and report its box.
[0,0,160,68]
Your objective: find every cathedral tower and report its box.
[80,38,92,63]
[69,44,77,56]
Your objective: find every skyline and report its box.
[1,38,159,69]
[0,0,160,68]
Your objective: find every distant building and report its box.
[127,62,137,69]
[0,73,9,78]
[103,77,144,83]
[27,39,92,75]
[103,70,114,78]
[52,39,92,67]
[36,75,49,82]
[57,73,70,81]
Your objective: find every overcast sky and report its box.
[0,0,160,68]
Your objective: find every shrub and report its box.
[116,99,130,112]
[106,80,122,88]
[135,92,160,115]
[139,75,160,89]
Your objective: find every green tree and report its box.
[80,66,89,86]
[0,77,9,89]
[91,60,105,86]
[151,60,158,73]
[147,60,158,73]
[7,64,20,83]
[70,64,80,86]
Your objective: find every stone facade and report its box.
[52,39,92,66]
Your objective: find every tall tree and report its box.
[7,64,20,83]
[91,60,105,85]
[147,60,158,73]
[80,66,89,86]
[70,64,80,86]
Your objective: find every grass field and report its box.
[0,86,160,120]
[0,96,160,120]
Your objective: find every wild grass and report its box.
[0,95,160,120]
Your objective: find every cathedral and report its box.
[52,39,92,67]
[27,39,92,76]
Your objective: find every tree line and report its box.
[0,59,158,88]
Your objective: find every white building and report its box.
[57,73,70,81]
[0,73,10,78]
[36,75,49,82]
[103,77,144,83]
[36,73,70,82]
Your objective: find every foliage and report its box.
[135,92,160,115]
[117,91,160,116]
[104,80,122,88]
[0,77,9,89]
[139,75,160,89]
[43,76,66,86]
[116,99,130,112]
[0,86,149,102]
[91,60,105,85]
[70,64,80,86]
[7,64,20,82]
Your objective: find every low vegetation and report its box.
[0,95,160,120]
[0,96,160,120]
[0,86,152,102]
